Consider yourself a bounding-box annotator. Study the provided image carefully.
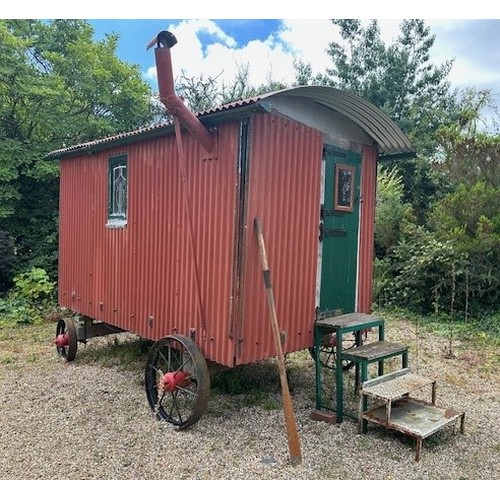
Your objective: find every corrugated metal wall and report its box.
[236,113,323,365]
[59,122,240,367]
[59,112,375,368]
[357,145,378,313]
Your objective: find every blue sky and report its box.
[4,4,500,126]
[86,18,500,127]
[86,19,500,91]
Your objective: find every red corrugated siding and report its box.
[357,145,378,313]
[59,122,240,367]
[59,112,372,368]
[236,113,323,365]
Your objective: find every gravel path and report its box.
[0,318,499,483]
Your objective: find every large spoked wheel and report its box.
[55,318,78,362]
[309,331,361,372]
[145,334,210,430]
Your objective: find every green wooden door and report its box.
[318,146,361,316]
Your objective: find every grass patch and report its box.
[74,334,151,372]
[1,354,15,365]
[210,359,288,411]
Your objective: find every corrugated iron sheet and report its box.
[357,145,378,312]
[47,98,262,160]
[59,121,240,367]
[235,113,323,365]
[48,87,414,161]
[58,103,384,368]
[264,87,414,158]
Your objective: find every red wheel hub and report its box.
[329,335,337,348]
[159,371,191,393]
[55,333,70,348]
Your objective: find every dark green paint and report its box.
[319,146,361,315]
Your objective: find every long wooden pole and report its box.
[254,217,302,466]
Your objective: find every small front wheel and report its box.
[55,318,78,362]
[309,331,361,372]
[144,334,210,429]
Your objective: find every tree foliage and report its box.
[307,19,500,319]
[0,230,16,293]
[433,88,500,188]
[0,19,155,281]
[296,19,461,221]
[325,20,457,144]
[175,63,286,113]
[374,168,415,257]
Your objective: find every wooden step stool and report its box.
[358,368,466,461]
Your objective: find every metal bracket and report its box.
[319,223,347,241]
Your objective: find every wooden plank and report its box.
[315,312,383,330]
[340,340,407,362]
[254,217,302,466]
[362,368,411,389]
[362,397,465,440]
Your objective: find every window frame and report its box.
[334,163,355,212]
[106,153,128,228]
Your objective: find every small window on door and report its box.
[334,163,355,212]
[107,154,128,227]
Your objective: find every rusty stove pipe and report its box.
[147,31,214,153]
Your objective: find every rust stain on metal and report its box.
[58,122,239,367]
[357,145,378,313]
[444,408,462,418]
[152,33,215,154]
[235,113,323,365]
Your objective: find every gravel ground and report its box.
[0,317,499,484]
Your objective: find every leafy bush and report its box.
[429,182,500,317]
[0,268,56,327]
[12,267,55,302]
[374,167,415,258]
[373,257,392,309]
[0,296,40,328]
[386,224,462,315]
[374,179,499,320]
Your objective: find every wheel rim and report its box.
[309,331,361,372]
[55,318,78,362]
[144,334,210,429]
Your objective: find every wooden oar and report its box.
[254,217,302,466]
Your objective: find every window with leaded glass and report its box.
[107,154,128,227]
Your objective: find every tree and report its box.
[374,168,415,257]
[0,19,155,280]
[324,20,456,142]
[433,88,500,188]
[175,63,286,113]
[296,19,460,221]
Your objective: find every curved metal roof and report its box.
[259,86,414,158]
[47,85,414,160]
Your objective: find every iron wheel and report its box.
[55,318,78,362]
[309,331,361,372]
[144,334,210,430]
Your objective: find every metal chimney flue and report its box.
[147,30,214,153]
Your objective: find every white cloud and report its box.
[278,20,335,75]
[144,19,336,89]
[144,18,500,97]
[145,66,157,80]
[449,58,500,87]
